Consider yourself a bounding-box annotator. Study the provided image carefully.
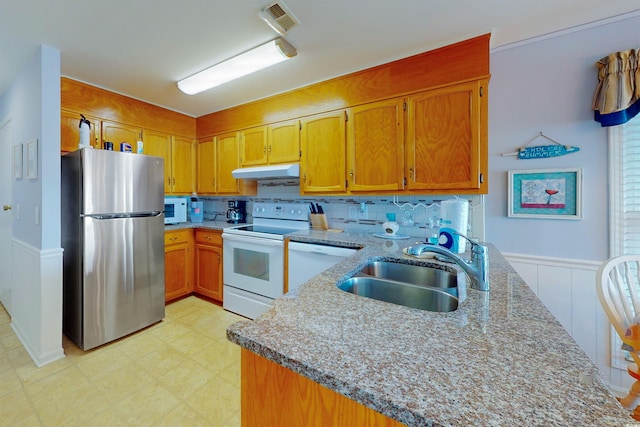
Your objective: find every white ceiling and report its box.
[1,1,639,117]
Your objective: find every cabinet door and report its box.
[196,137,216,195]
[300,111,347,194]
[102,121,141,149]
[240,126,267,167]
[164,230,194,302]
[194,230,223,301]
[216,132,240,194]
[142,129,172,193]
[347,99,404,192]
[268,120,300,165]
[171,136,195,194]
[406,80,482,191]
[61,110,100,152]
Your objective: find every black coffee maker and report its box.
[226,200,247,224]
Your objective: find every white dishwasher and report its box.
[287,242,357,292]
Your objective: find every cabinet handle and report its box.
[349,170,354,181]
[268,145,272,154]
[263,146,267,154]
[409,167,414,178]
[303,172,307,182]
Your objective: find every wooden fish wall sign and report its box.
[501,132,580,160]
[517,144,580,159]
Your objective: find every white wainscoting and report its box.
[504,252,632,396]
[11,238,64,367]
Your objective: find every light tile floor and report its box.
[0,296,245,426]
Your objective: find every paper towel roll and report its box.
[439,199,469,253]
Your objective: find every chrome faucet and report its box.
[406,233,489,291]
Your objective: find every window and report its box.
[609,114,640,369]
[609,114,640,256]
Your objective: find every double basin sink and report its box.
[337,260,459,312]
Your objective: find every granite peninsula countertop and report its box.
[226,229,634,426]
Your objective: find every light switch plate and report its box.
[348,206,358,220]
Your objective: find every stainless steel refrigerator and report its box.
[61,148,165,350]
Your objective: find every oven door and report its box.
[222,233,284,299]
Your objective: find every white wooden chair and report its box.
[597,255,640,411]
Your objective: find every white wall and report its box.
[0,45,64,366]
[487,13,640,262]
[487,13,640,393]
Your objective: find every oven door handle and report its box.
[222,233,284,247]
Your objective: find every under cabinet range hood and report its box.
[232,164,299,179]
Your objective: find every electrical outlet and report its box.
[348,206,358,220]
[358,203,368,220]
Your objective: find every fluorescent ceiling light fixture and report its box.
[177,38,297,95]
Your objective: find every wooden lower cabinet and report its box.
[165,228,224,303]
[241,349,405,427]
[164,229,194,302]
[194,229,223,301]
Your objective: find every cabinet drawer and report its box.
[165,229,192,245]
[195,229,222,246]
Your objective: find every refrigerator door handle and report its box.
[82,211,163,220]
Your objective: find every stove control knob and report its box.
[297,209,302,215]
[290,208,295,215]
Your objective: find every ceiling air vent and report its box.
[259,1,299,36]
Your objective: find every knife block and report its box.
[309,213,329,230]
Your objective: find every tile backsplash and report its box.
[193,180,485,242]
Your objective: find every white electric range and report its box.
[221,202,310,319]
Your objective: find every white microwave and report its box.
[164,197,187,224]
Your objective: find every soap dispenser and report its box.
[382,213,399,235]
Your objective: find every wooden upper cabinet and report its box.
[240,121,300,167]
[267,120,300,165]
[300,111,347,194]
[171,136,195,195]
[347,99,405,192]
[61,110,100,152]
[142,129,172,192]
[240,126,268,167]
[406,80,484,191]
[196,137,216,195]
[102,121,141,149]
[216,132,240,194]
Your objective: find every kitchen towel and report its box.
[439,199,469,254]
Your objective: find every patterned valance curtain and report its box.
[592,48,640,127]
